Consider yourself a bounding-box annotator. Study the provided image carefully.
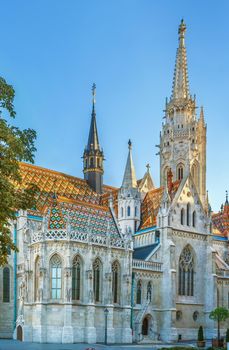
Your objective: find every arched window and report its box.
[187,203,190,226]
[178,246,194,296]
[50,255,62,299]
[3,267,10,302]
[93,258,102,302]
[90,157,94,167]
[127,206,131,217]
[136,280,142,304]
[177,164,184,180]
[191,162,199,188]
[181,208,184,225]
[121,207,124,217]
[72,256,81,301]
[34,256,40,301]
[135,206,137,217]
[192,211,196,227]
[112,261,120,304]
[147,281,152,302]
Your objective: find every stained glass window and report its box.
[72,256,81,301]
[93,258,101,302]
[50,255,62,299]
[178,246,194,296]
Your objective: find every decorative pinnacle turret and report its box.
[226,190,228,205]
[178,19,186,47]
[171,19,190,100]
[121,140,137,189]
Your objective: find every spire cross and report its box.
[92,83,96,105]
[128,139,132,150]
[146,163,150,172]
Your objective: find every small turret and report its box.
[83,84,104,194]
[118,140,141,236]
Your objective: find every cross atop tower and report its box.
[92,83,96,104]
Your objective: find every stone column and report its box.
[84,269,96,343]
[62,250,73,343]
[105,306,115,343]
[160,227,177,342]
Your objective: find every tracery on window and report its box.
[72,256,81,301]
[93,258,102,302]
[50,254,62,299]
[112,261,120,304]
[177,164,184,180]
[178,246,194,296]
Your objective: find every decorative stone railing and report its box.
[132,259,162,272]
[30,229,129,249]
[216,270,229,278]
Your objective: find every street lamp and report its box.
[104,308,109,345]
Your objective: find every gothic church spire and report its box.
[171,19,190,101]
[83,84,104,194]
[122,140,137,189]
[87,83,100,151]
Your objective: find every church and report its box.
[0,20,228,344]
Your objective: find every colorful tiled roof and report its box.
[212,201,229,237]
[140,187,164,229]
[19,162,116,214]
[48,198,119,237]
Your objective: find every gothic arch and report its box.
[34,256,40,301]
[72,255,83,301]
[50,254,62,299]
[112,260,121,304]
[191,161,199,189]
[176,162,184,180]
[178,245,195,296]
[93,257,102,302]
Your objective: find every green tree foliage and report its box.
[198,326,204,341]
[0,77,37,265]
[226,328,229,343]
[209,307,229,341]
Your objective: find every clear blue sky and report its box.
[1,0,228,211]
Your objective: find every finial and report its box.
[128,139,132,150]
[92,83,96,114]
[226,190,228,205]
[178,19,186,47]
[146,163,150,172]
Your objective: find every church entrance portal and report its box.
[142,317,148,335]
[17,325,23,341]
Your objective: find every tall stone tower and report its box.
[83,84,104,194]
[118,140,141,235]
[159,20,207,207]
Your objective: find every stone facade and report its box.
[0,20,228,344]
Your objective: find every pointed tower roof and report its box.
[171,19,190,100]
[87,83,100,151]
[122,140,137,189]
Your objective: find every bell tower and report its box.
[159,20,207,207]
[83,84,104,194]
